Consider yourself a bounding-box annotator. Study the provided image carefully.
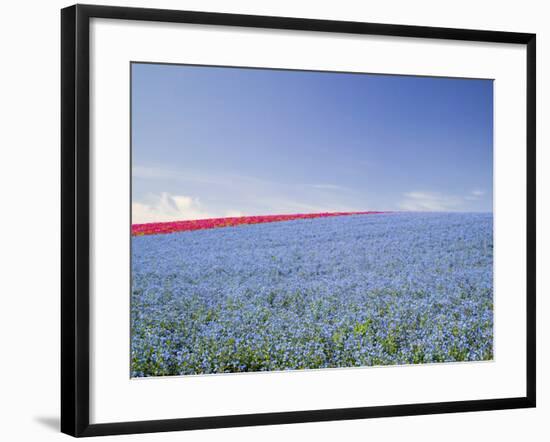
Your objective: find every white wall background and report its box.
[0,0,547,440]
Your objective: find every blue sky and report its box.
[131,63,493,223]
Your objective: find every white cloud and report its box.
[399,189,490,212]
[224,210,245,218]
[132,192,212,224]
[399,192,463,212]
[308,184,351,191]
[132,164,225,186]
[132,165,170,180]
[465,189,485,201]
[132,165,367,218]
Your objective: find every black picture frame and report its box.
[61,4,536,437]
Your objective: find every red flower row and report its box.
[132,211,385,237]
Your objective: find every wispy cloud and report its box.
[465,189,485,201]
[254,197,353,214]
[132,165,169,180]
[225,210,245,218]
[131,191,347,224]
[133,164,369,219]
[132,165,224,186]
[399,189,489,212]
[132,192,213,223]
[308,184,351,192]
[399,192,463,211]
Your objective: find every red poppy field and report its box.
[131,211,386,236]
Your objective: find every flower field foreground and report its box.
[132,211,384,236]
[131,212,493,377]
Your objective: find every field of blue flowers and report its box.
[131,212,493,377]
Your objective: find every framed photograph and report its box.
[61,4,536,437]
